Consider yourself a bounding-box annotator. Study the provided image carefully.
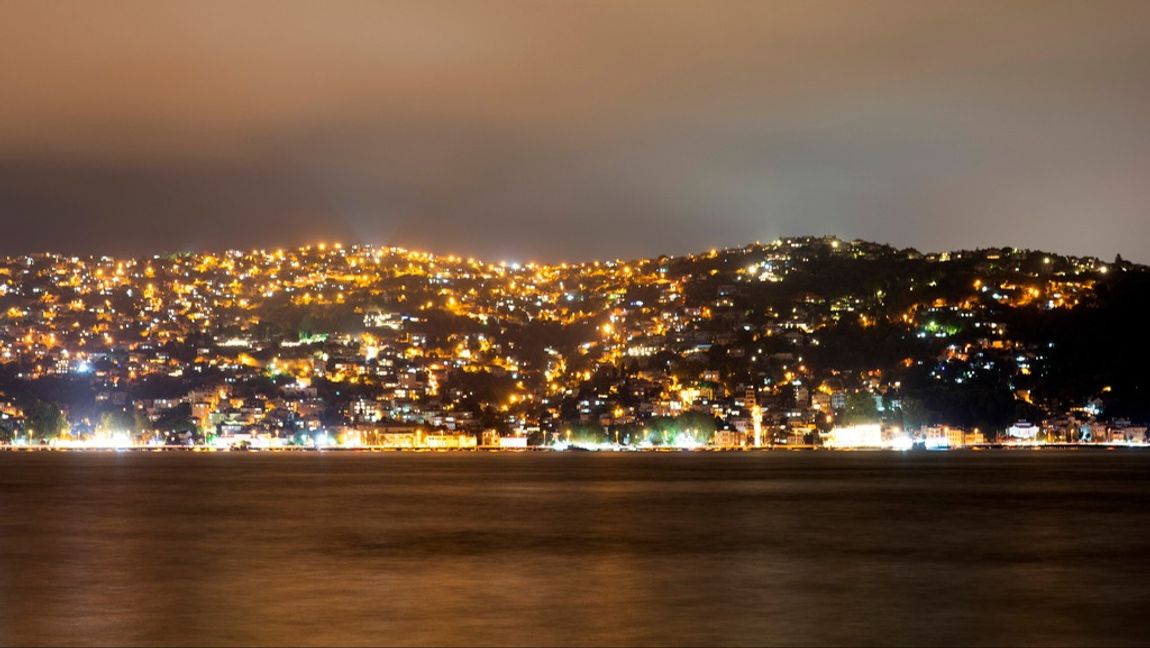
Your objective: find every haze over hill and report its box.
[3,1,1150,262]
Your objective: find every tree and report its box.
[673,411,720,444]
[562,422,610,446]
[27,401,67,441]
[0,417,18,443]
[839,392,879,425]
[134,411,152,440]
[899,396,931,432]
[96,409,134,435]
[154,403,200,443]
[479,405,509,434]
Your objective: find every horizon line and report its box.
[0,235,1133,269]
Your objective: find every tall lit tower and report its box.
[745,387,763,448]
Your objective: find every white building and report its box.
[825,424,883,448]
[1006,421,1038,440]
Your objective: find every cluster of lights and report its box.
[0,237,1131,452]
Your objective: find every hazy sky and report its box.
[1,0,1149,261]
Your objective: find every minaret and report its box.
[745,387,763,448]
[752,405,763,448]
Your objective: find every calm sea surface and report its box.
[1,450,1148,647]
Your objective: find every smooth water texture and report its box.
[1,451,1148,646]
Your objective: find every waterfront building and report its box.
[712,429,746,448]
[1005,421,1038,440]
[826,424,883,448]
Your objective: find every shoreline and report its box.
[1,443,1146,453]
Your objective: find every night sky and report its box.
[2,1,1149,262]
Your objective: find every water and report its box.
[1,450,1148,646]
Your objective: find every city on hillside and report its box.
[0,236,1146,450]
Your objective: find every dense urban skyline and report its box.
[3,1,1150,262]
[0,235,1145,453]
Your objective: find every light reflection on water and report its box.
[1,451,1148,646]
